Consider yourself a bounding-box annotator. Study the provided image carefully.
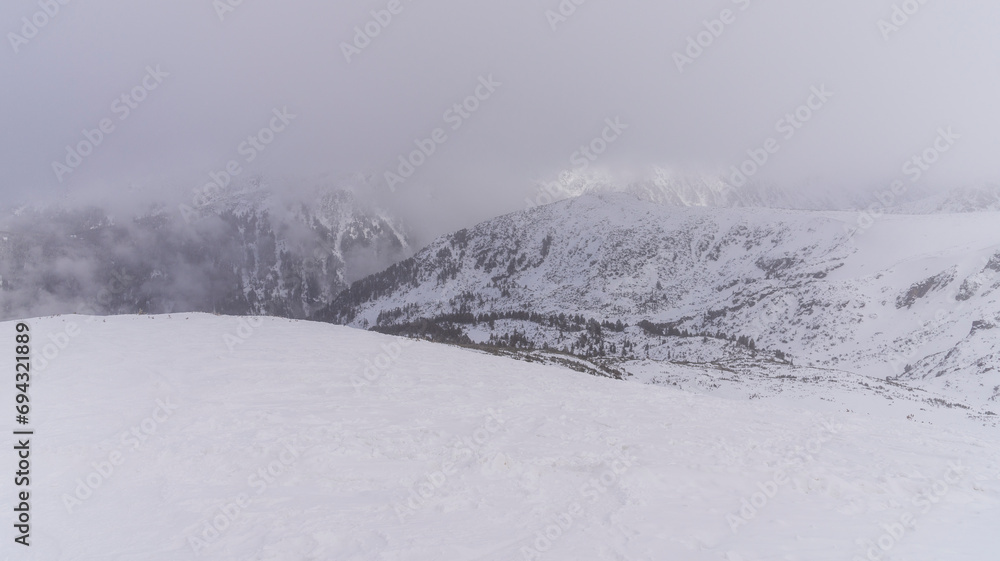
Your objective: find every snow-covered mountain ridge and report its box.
[0,185,411,320]
[529,167,1000,213]
[318,193,1000,408]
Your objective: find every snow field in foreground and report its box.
[2,314,999,560]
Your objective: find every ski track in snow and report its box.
[3,314,999,561]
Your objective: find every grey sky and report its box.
[3,0,998,234]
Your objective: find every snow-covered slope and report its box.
[6,314,999,560]
[318,193,1000,408]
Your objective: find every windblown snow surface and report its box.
[4,314,999,560]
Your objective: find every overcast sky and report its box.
[3,0,999,232]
